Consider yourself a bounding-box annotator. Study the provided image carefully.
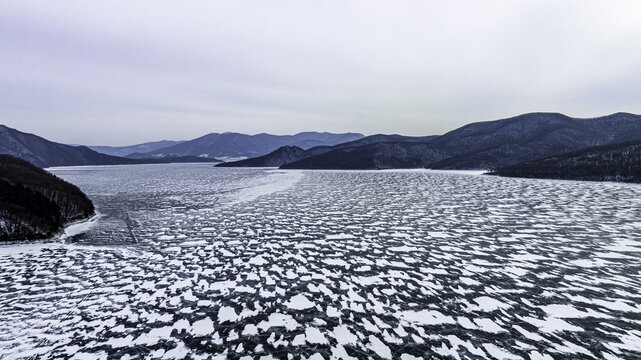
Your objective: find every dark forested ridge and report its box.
[281,142,447,169]
[0,124,134,168]
[217,134,438,168]
[0,155,95,241]
[428,112,641,169]
[489,140,641,183]
[217,112,641,170]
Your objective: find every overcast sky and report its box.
[1,1,641,145]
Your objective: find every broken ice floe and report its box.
[1,165,640,359]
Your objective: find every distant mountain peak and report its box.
[131,132,366,159]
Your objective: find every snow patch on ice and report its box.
[229,170,304,205]
[285,294,315,310]
[399,310,455,325]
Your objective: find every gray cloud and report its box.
[1,0,641,145]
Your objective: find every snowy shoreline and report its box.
[0,212,100,255]
[59,212,101,241]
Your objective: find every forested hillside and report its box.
[490,141,641,183]
[0,155,95,241]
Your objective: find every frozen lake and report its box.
[1,164,640,359]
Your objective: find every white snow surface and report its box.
[0,165,639,360]
[60,213,101,240]
[228,170,304,205]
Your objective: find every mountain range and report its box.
[426,112,641,169]
[220,112,641,170]
[88,140,185,157]
[0,125,367,168]
[3,112,641,181]
[123,132,365,160]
